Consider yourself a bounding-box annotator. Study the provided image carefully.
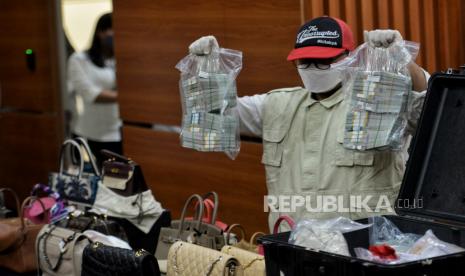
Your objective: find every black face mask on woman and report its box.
[102,35,114,50]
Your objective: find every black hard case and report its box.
[259,72,465,276]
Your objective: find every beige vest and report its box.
[261,87,406,231]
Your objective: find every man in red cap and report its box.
[189,16,428,231]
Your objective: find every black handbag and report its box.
[112,210,171,254]
[81,242,160,276]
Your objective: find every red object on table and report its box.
[369,244,398,260]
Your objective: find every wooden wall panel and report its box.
[113,0,225,126]
[422,0,438,72]
[392,0,407,37]
[114,0,301,125]
[222,1,301,94]
[0,113,61,201]
[377,0,391,29]
[408,0,423,66]
[123,126,268,234]
[343,0,360,43]
[0,0,62,206]
[0,0,60,112]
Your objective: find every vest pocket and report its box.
[334,130,375,167]
[262,129,286,167]
[262,141,284,167]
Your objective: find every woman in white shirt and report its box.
[67,13,122,167]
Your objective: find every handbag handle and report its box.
[192,199,213,223]
[101,149,132,163]
[201,191,219,224]
[58,139,84,179]
[177,194,204,238]
[225,224,246,245]
[31,183,60,199]
[74,137,101,176]
[0,187,20,214]
[249,232,266,245]
[273,215,295,234]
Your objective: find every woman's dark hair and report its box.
[87,13,113,67]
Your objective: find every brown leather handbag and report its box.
[0,190,47,273]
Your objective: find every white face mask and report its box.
[298,67,343,93]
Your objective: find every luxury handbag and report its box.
[171,191,226,246]
[49,139,101,205]
[167,241,241,276]
[225,224,265,254]
[0,192,46,273]
[221,245,265,276]
[113,210,171,254]
[24,183,67,224]
[81,242,160,276]
[185,192,228,231]
[36,224,90,276]
[156,193,225,260]
[59,212,128,242]
[101,149,148,197]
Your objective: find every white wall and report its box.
[61,0,113,52]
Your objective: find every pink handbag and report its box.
[24,184,66,224]
[273,215,295,234]
[185,192,229,231]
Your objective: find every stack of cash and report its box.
[181,113,239,151]
[344,71,411,150]
[180,71,239,152]
[181,73,237,113]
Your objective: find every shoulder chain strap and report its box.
[205,255,223,276]
[39,225,77,271]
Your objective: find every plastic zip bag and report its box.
[176,45,242,159]
[334,40,420,151]
[355,229,465,265]
[407,230,465,258]
[289,217,371,256]
[369,216,421,253]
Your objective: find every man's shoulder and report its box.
[264,86,307,103]
[262,86,308,121]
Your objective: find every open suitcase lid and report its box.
[396,70,465,225]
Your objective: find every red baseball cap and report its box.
[287,16,355,61]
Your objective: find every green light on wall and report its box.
[25,49,33,55]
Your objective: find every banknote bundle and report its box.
[176,45,242,159]
[181,112,238,151]
[181,73,237,113]
[344,70,411,150]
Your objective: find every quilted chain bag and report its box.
[81,242,160,276]
[221,246,265,276]
[167,241,242,276]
